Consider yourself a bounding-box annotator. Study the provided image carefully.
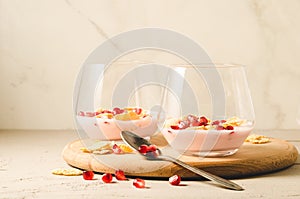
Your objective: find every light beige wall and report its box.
[1,0,300,130]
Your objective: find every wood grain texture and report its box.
[62,134,298,179]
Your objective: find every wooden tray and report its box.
[62,134,298,179]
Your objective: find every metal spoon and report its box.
[121,131,244,191]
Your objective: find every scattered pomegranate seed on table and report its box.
[169,175,181,186]
[133,178,146,188]
[82,171,94,180]
[115,170,127,181]
[102,173,113,183]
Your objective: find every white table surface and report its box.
[0,130,299,199]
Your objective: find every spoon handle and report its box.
[160,155,244,191]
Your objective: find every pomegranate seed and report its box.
[226,125,234,130]
[78,111,85,116]
[104,121,109,124]
[83,171,94,180]
[169,175,181,186]
[102,173,113,183]
[138,144,148,155]
[85,112,96,117]
[212,120,227,126]
[187,115,198,123]
[178,120,189,129]
[147,145,157,152]
[113,107,123,115]
[199,116,208,126]
[216,126,224,130]
[211,120,220,125]
[101,110,113,114]
[115,170,127,180]
[135,108,142,115]
[112,144,123,154]
[133,178,145,188]
[190,120,201,126]
[170,125,179,130]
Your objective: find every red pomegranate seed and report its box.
[187,114,198,121]
[226,125,234,130]
[178,120,189,129]
[135,108,142,115]
[169,175,181,186]
[212,120,227,125]
[211,120,220,125]
[133,178,145,188]
[83,171,94,180]
[147,145,157,152]
[113,107,123,115]
[190,120,201,126]
[138,144,148,155]
[199,116,208,126]
[187,115,199,126]
[216,125,225,130]
[78,111,85,116]
[102,173,113,183]
[112,144,123,154]
[170,125,179,130]
[115,170,127,180]
[85,112,96,117]
[101,110,113,114]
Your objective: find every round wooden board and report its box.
[62,134,298,179]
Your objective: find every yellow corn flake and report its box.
[124,107,135,111]
[80,147,92,153]
[115,111,140,121]
[93,149,112,155]
[223,116,245,127]
[96,113,113,119]
[245,134,270,144]
[95,108,103,113]
[80,142,113,154]
[52,168,83,176]
[118,144,134,153]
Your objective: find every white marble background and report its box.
[0,0,300,130]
